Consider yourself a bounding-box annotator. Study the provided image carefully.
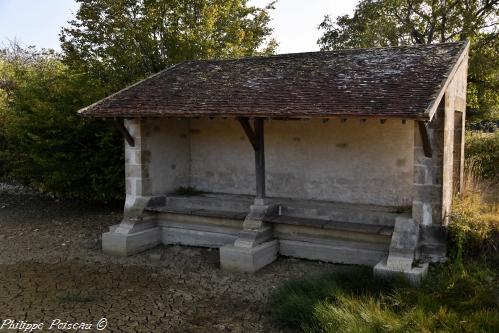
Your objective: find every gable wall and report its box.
[442,54,468,222]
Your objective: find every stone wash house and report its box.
[80,41,469,283]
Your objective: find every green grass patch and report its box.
[270,262,498,333]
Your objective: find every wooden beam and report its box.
[254,118,266,199]
[418,121,432,158]
[238,117,257,150]
[115,119,135,147]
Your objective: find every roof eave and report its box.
[79,112,429,120]
[77,62,183,116]
[423,40,470,120]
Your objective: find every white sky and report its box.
[0,0,359,54]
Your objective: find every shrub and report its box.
[465,132,499,185]
[0,48,124,201]
[448,195,498,262]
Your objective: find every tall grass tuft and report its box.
[465,132,499,187]
[270,132,498,333]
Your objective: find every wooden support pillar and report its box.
[238,117,266,201]
[254,118,265,200]
[115,118,135,147]
[418,121,432,158]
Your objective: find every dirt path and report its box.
[0,184,346,332]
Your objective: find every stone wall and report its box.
[142,119,191,195]
[124,119,151,198]
[143,118,416,207]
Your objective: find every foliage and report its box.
[0,45,124,200]
[448,193,498,263]
[271,264,498,333]
[60,0,277,92]
[465,132,499,184]
[1,0,276,201]
[318,0,499,121]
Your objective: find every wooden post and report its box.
[418,121,433,158]
[238,117,266,201]
[254,118,265,200]
[115,118,135,147]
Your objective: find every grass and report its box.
[270,132,499,332]
[271,261,498,332]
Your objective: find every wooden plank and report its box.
[114,119,135,147]
[237,117,257,150]
[418,121,433,158]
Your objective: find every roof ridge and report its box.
[180,41,468,65]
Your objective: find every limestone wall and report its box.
[133,118,414,207]
[140,118,191,195]
[188,118,414,207]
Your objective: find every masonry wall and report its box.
[188,118,414,207]
[141,118,191,195]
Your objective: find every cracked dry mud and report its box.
[0,184,347,332]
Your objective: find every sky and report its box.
[0,0,359,54]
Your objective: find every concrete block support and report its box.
[413,104,447,263]
[102,226,161,256]
[374,216,428,286]
[220,240,279,273]
[220,202,279,272]
[376,103,448,284]
[102,118,160,256]
[374,259,428,286]
[386,216,419,270]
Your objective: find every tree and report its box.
[0,44,124,200]
[60,0,277,92]
[0,1,277,200]
[318,0,499,120]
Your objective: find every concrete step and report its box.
[275,199,406,226]
[161,193,253,212]
[147,205,247,220]
[265,215,393,236]
[279,239,388,266]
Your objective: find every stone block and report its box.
[374,259,429,286]
[279,239,386,266]
[386,216,419,269]
[220,240,279,273]
[413,165,427,184]
[419,225,447,262]
[135,178,152,196]
[126,164,148,178]
[102,227,161,256]
[413,184,442,202]
[162,227,237,248]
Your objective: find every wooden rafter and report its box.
[238,117,257,150]
[418,121,432,158]
[114,119,135,147]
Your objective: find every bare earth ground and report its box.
[0,183,348,332]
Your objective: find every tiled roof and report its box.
[79,42,468,119]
